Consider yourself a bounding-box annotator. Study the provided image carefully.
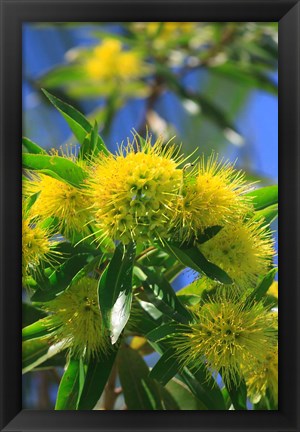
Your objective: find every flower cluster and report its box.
[84,38,145,82]
[44,277,109,360]
[87,138,183,244]
[172,292,278,389]
[22,204,58,280]
[22,134,277,407]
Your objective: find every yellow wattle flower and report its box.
[44,277,109,360]
[173,294,277,388]
[87,137,184,244]
[174,154,252,242]
[244,345,278,405]
[85,38,144,81]
[22,212,58,279]
[25,174,92,239]
[198,218,275,287]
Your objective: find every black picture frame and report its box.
[0,1,299,431]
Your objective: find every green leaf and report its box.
[98,242,136,344]
[55,357,81,410]
[118,345,164,410]
[24,191,41,213]
[22,302,47,327]
[245,268,277,307]
[146,322,188,344]
[134,265,193,324]
[223,374,247,410]
[149,347,181,386]
[22,336,66,373]
[41,65,85,88]
[166,378,208,410]
[31,253,99,302]
[161,240,233,285]
[22,137,46,154]
[180,366,226,410]
[42,89,108,155]
[22,153,87,188]
[254,204,278,225]
[246,185,278,210]
[180,365,226,410]
[77,345,118,410]
[79,121,105,160]
[22,317,57,341]
[197,225,223,244]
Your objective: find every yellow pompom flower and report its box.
[173,294,277,388]
[174,154,252,242]
[198,218,275,287]
[85,38,145,81]
[25,174,92,239]
[44,277,109,360]
[244,345,278,405]
[87,137,184,244]
[22,210,58,279]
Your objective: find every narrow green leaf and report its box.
[77,345,118,410]
[254,204,278,225]
[162,240,233,285]
[79,121,103,159]
[42,89,108,155]
[22,153,87,188]
[146,322,188,344]
[223,374,247,410]
[135,265,193,324]
[22,317,57,341]
[166,378,208,410]
[22,302,47,327]
[22,137,47,154]
[31,253,98,302]
[149,347,181,386]
[180,366,226,410]
[246,185,278,210]
[98,242,136,344]
[22,336,66,373]
[245,268,277,307]
[55,357,81,410]
[118,345,164,410]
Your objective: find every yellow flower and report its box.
[44,277,109,360]
[198,218,275,287]
[174,154,252,242]
[25,174,92,239]
[244,345,278,405]
[87,137,184,244]
[85,38,144,81]
[173,293,277,388]
[267,281,278,299]
[22,209,58,279]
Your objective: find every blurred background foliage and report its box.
[22,21,278,409]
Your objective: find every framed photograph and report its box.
[0,0,299,431]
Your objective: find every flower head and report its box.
[198,218,275,287]
[85,38,145,82]
[172,293,277,388]
[22,207,58,280]
[174,154,252,242]
[244,345,278,405]
[44,277,109,360]
[25,174,92,239]
[87,137,184,244]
